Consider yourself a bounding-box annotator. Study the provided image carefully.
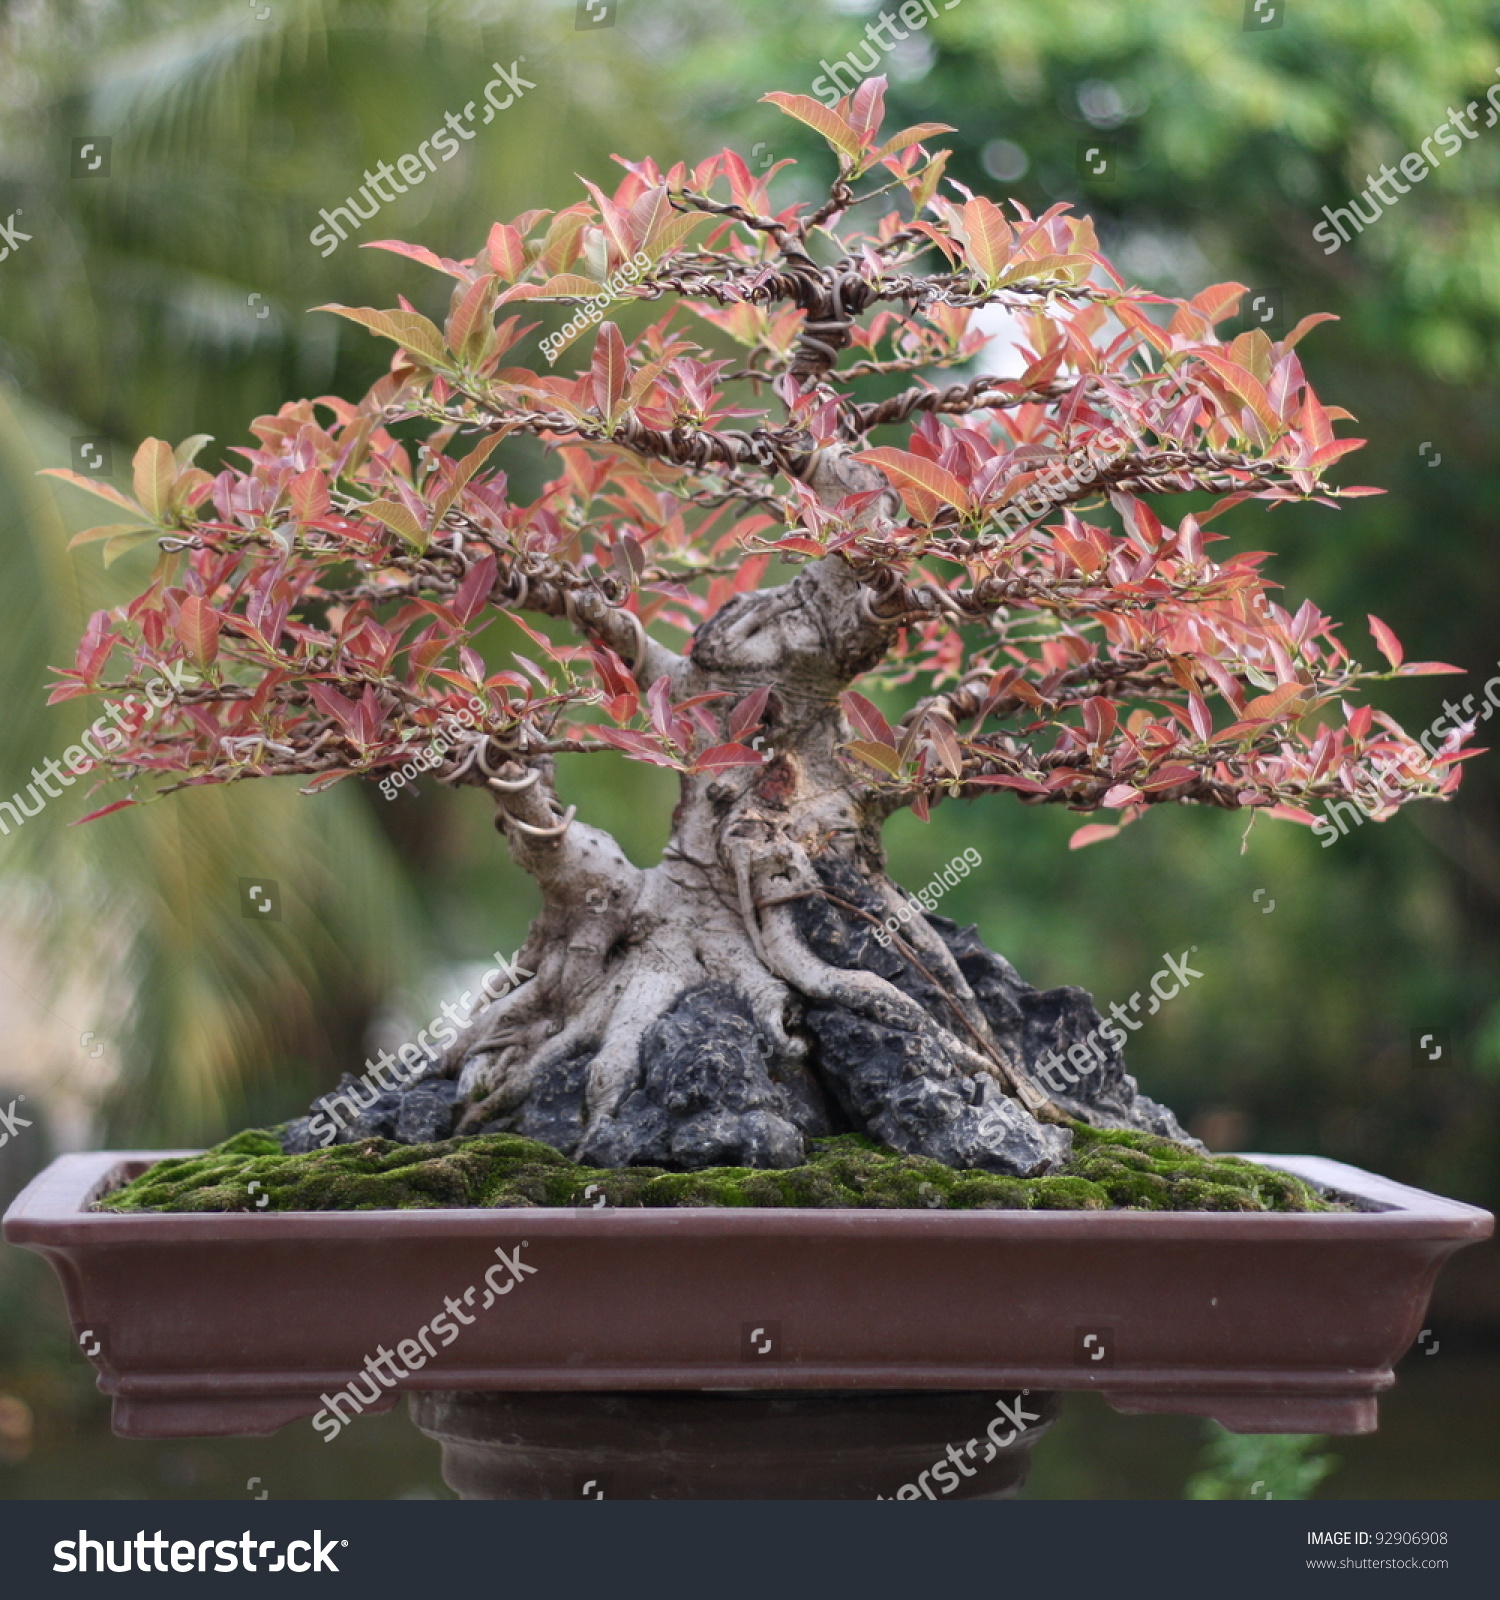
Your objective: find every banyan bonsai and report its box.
[46,78,1473,1180]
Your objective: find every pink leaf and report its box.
[1069,822,1120,850]
[1367,614,1404,672]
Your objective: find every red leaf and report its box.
[964,774,1051,795]
[841,690,896,747]
[760,92,864,161]
[594,726,684,769]
[73,799,137,825]
[309,683,361,737]
[453,555,498,624]
[691,743,763,775]
[728,685,771,744]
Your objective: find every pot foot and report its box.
[409,1388,1058,1500]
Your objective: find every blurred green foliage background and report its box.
[1,0,1496,1499]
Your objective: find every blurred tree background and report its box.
[1,0,1497,1499]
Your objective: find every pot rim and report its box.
[5,1149,1492,1245]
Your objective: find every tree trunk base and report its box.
[284,858,1194,1177]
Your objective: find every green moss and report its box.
[93,1120,1345,1215]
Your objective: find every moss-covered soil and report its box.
[93,1124,1342,1213]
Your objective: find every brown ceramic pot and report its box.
[4,1150,1489,1455]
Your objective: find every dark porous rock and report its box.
[281,1071,454,1154]
[574,984,821,1170]
[930,916,1199,1147]
[804,1006,1072,1176]
[512,1048,591,1153]
[781,857,1195,1169]
[395,1079,459,1144]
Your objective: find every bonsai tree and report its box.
[46,78,1473,1176]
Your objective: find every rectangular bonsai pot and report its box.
[4,1150,1490,1439]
